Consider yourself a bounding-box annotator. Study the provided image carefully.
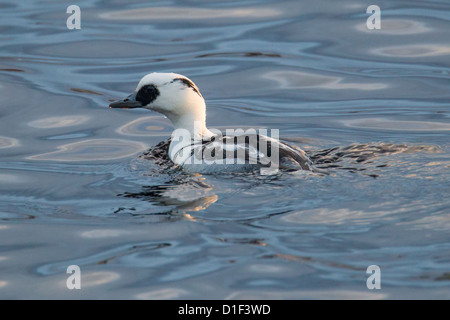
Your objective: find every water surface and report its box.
[0,0,449,299]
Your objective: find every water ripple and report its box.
[341,118,450,131]
[355,19,432,35]
[116,116,172,137]
[372,45,450,58]
[263,70,387,90]
[27,139,147,161]
[0,0,449,299]
[99,6,283,22]
[28,116,89,129]
[0,136,20,149]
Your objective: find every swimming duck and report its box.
[109,72,312,174]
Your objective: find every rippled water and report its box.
[0,0,449,299]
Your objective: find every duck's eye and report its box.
[136,84,160,106]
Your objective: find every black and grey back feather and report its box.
[169,134,313,173]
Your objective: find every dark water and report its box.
[0,0,449,299]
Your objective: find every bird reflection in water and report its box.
[113,138,219,217]
[118,178,218,213]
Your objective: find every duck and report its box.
[109,72,312,174]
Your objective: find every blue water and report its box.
[0,0,449,299]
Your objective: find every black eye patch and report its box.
[136,84,160,106]
[172,78,202,97]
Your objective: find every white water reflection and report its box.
[399,215,450,231]
[100,7,282,21]
[249,264,284,273]
[0,136,20,149]
[356,19,431,35]
[28,139,147,161]
[226,289,387,299]
[0,0,448,300]
[263,71,387,90]
[116,116,172,137]
[373,45,450,57]
[136,288,188,300]
[282,207,393,226]
[81,229,130,239]
[341,118,450,131]
[28,116,89,129]
[75,271,120,288]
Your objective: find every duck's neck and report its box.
[167,109,214,163]
[166,107,214,143]
[172,116,204,140]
